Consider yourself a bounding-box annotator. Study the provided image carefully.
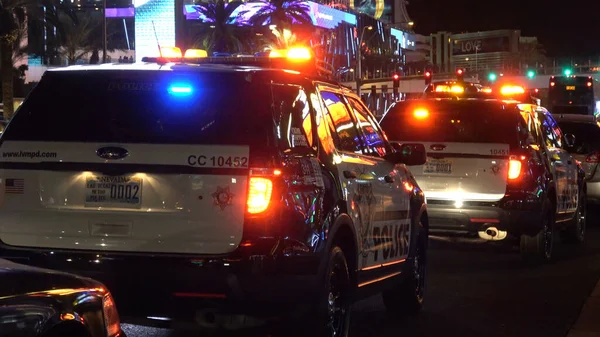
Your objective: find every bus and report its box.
[548,76,598,116]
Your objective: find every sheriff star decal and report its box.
[212,186,234,210]
[490,163,500,175]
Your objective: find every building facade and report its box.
[427,29,541,76]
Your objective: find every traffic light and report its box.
[393,73,400,88]
[527,70,535,79]
[488,72,497,82]
[456,68,464,81]
[424,70,432,85]
[564,68,572,76]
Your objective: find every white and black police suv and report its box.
[0,47,428,336]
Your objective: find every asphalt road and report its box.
[123,216,600,337]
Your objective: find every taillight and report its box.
[247,176,273,214]
[508,159,522,180]
[508,154,528,180]
[586,151,600,163]
[102,292,121,337]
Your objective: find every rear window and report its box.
[380,101,523,145]
[4,70,306,149]
[557,121,600,154]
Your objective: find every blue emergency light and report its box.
[168,84,193,96]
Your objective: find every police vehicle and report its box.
[0,46,428,335]
[380,83,586,261]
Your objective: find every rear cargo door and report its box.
[380,101,521,202]
[0,70,272,255]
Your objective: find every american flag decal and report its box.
[6,179,24,194]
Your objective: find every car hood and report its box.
[0,258,104,298]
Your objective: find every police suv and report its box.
[380,83,586,261]
[0,47,428,335]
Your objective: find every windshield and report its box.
[380,101,523,145]
[4,71,276,146]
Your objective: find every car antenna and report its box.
[151,21,163,58]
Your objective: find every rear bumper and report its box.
[0,239,323,324]
[427,193,544,237]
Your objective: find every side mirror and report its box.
[564,133,576,147]
[386,143,427,166]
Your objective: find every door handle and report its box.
[384,175,395,183]
[343,170,357,179]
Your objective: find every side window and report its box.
[346,97,387,157]
[539,113,561,148]
[311,91,336,156]
[271,84,314,150]
[320,91,363,154]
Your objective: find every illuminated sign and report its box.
[105,8,135,18]
[390,28,416,51]
[185,1,356,29]
[452,36,510,55]
[352,0,392,23]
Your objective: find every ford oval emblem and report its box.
[430,144,447,151]
[96,147,129,160]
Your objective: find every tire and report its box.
[520,199,554,262]
[315,245,352,337]
[382,221,427,315]
[561,191,586,244]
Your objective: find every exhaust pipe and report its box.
[478,226,508,241]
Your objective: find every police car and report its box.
[380,83,586,261]
[0,46,428,335]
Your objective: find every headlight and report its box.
[102,292,121,337]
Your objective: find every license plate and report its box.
[85,175,142,208]
[423,159,452,174]
[566,86,576,91]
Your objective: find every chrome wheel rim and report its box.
[327,260,347,337]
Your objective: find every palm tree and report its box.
[248,0,312,30]
[193,0,244,54]
[58,12,99,65]
[0,0,34,120]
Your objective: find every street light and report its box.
[356,25,373,96]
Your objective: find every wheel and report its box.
[382,221,427,315]
[520,199,554,262]
[316,245,351,337]
[561,190,586,244]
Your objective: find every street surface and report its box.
[123,215,600,337]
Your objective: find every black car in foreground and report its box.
[0,258,124,337]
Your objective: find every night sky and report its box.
[407,0,600,57]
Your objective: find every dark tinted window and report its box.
[380,101,523,145]
[320,91,362,153]
[4,71,281,147]
[347,97,386,157]
[557,122,600,154]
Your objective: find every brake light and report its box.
[587,82,593,87]
[586,151,600,163]
[508,154,527,180]
[103,292,121,337]
[508,159,522,180]
[247,177,273,214]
